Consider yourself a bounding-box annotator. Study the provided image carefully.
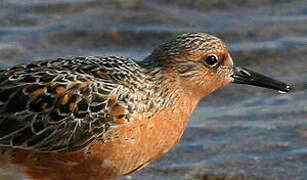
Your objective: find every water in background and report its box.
[0,0,306,179]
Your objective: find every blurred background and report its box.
[0,0,306,179]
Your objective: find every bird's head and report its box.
[145,33,291,98]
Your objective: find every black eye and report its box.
[203,54,218,68]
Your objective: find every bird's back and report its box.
[0,56,147,152]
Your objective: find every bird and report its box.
[0,33,291,180]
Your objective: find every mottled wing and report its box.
[0,57,133,152]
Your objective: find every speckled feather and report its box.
[0,56,165,152]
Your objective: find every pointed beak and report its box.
[232,67,292,92]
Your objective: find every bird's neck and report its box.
[140,54,204,100]
[138,58,202,119]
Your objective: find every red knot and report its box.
[0,33,291,180]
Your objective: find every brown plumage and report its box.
[0,33,291,180]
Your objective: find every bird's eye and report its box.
[203,54,219,68]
